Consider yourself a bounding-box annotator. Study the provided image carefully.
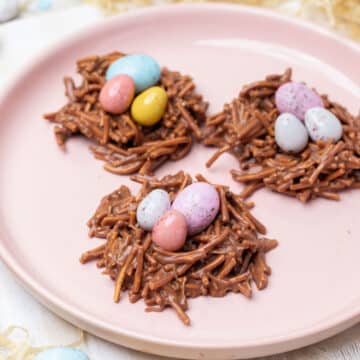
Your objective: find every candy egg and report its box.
[34,347,89,360]
[305,107,343,142]
[131,86,168,127]
[136,189,170,231]
[275,82,323,120]
[152,209,187,251]
[275,113,309,153]
[99,74,135,114]
[106,54,161,93]
[0,0,19,23]
[172,182,220,235]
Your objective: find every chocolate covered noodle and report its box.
[80,172,277,325]
[204,69,360,202]
[44,52,208,175]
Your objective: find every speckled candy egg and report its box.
[275,113,309,153]
[0,0,19,23]
[305,107,343,142]
[34,347,89,360]
[106,54,161,93]
[99,74,135,114]
[172,182,220,235]
[275,82,323,120]
[136,189,170,231]
[152,209,187,251]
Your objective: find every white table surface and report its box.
[1,4,360,359]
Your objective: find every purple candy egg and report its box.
[275,82,323,120]
[172,182,220,235]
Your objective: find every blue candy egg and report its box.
[34,347,89,360]
[106,54,161,93]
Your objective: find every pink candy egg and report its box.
[275,82,323,120]
[152,209,187,251]
[99,74,135,114]
[172,182,220,235]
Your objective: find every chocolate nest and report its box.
[44,52,208,176]
[80,172,278,325]
[204,68,360,202]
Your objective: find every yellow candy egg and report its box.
[131,86,168,127]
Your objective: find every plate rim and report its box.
[1,3,360,358]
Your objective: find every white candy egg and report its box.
[305,107,343,142]
[136,189,170,231]
[275,113,309,153]
[0,0,19,23]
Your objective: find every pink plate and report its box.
[0,4,360,359]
